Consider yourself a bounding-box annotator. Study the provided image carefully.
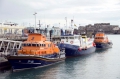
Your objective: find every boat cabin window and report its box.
[41,44,45,47]
[37,44,39,47]
[22,43,41,47]
[69,37,74,39]
[82,36,86,38]
[95,37,104,39]
[27,43,31,46]
[22,43,31,46]
[61,37,65,39]
[74,36,78,39]
[22,43,27,46]
[78,36,81,39]
[48,44,51,47]
[65,37,68,39]
[32,44,36,46]
[40,44,41,46]
[41,44,43,47]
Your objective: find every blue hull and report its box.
[58,43,96,57]
[65,46,96,57]
[6,55,65,71]
[95,42,112,49]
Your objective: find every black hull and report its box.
[95,42,113,49]
[6,55,65,72]
[65,47,96,57]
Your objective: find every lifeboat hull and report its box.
[95,42,113,49]
[6,55,65,72]
[58,44,96,57]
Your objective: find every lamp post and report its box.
[33,12,37,29]
[65,17,67,28]
[59,23,60,27]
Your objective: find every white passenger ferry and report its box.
[58,34,96,57]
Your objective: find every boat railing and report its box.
[0,40,22,56]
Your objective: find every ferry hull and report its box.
[58,44,96,57]
[6,56,65,71]
[95,42,112,49]
[65,46,96,57]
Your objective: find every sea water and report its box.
[0,35,120,79]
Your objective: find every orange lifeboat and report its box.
[94,32,109,43]
[6,33,65,71]
[18,33,60,56]
[94,32,113,49]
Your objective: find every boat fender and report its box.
[93,42,96,47]
[78,48,81,51]
[70,41,73,44]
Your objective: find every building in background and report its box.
[78,23,120,35]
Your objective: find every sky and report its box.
[0,0,120,28]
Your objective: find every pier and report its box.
[0,57,11,72]
[0,32,23,71]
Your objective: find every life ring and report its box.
[61,41,64,43]
[70,41,73,44]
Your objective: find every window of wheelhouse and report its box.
[39,44,45,47]
[27,43,31,46]
[22,43,32,46]
[95,37,104,39]
[78,36,81,40]
[61,37,65,39]
[69,36,74,39]
[32,44,36,46]
[65,37,68,39]
[74,36,78,39]
[44,44,46,47]
[42,44,44,47]
[48,44,51,47]
[39,44,41,47]
[37,44,39,47]
[22,43,27,46]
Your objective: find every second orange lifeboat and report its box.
[94,32,113,49]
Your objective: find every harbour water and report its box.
[0,35,120,79]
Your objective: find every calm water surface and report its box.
[0,35,120,79]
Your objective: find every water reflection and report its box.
[2,35,120,79]
[58,54,95,79]
[95,48,109,53]
[5,55,94,79]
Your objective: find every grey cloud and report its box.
[0,0,120,27]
